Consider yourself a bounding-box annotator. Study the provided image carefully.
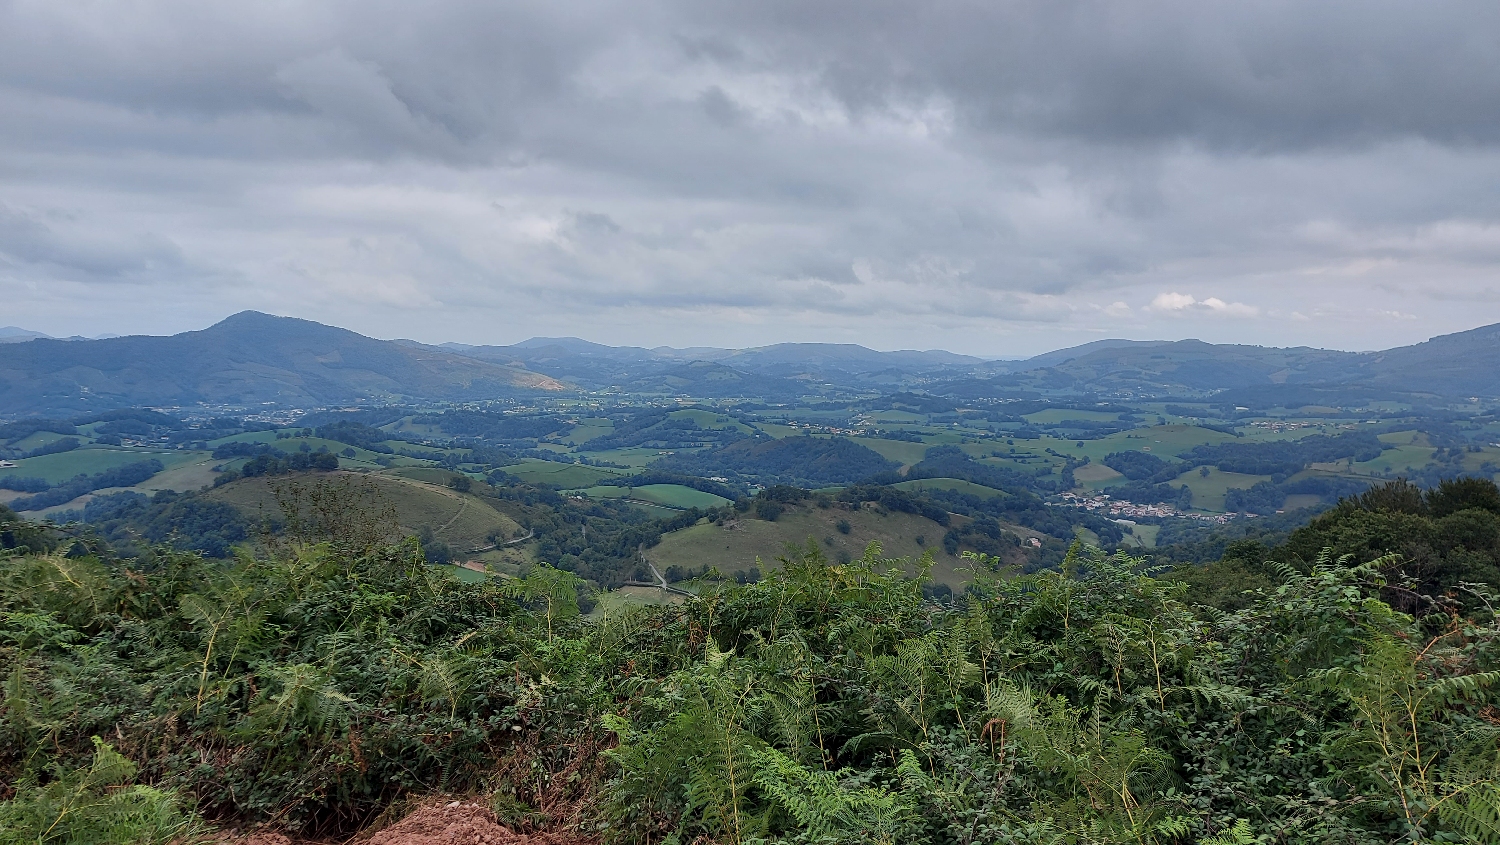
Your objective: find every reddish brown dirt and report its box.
[213,801,589,845]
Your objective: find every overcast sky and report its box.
[6,1,1500,357]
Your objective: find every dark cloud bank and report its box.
[4,1,1500,355]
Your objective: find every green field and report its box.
[444,565,489,584]
[851,436,931,467]
[1356,444,1434,477]
[501,459,634,488]
[866,410,926,423]
[756,423,805,438]
[0,446,200,485]
[668,409,755,433]
[892,477,1009,499]
[573,447,672,468]
[1174,467,1272,513]
[589,585,684,618]
[633,484,731,509]
[572,483,729,511]
[1072,462,1126,488]
[136,455,223,493]
[9,430,78,451]
[382,418,445,438]
[1023,409,1120,424]
[563,418,614,445]
[1047,425,1238,461]
[1118,523,1159,548]
[385,441,449,455]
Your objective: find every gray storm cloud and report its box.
[3,0,1500,355]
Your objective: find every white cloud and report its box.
[1148,292,1198,312]
[1148,292,1260,317]
[2,1,1500,354]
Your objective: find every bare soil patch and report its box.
[214,801,591,845]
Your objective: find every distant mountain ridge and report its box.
[0,311,565,414]
[426,324,1500,403]
[5,312,1500,415]
[0,327,113,344]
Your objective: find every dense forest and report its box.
[6,476,1500,843]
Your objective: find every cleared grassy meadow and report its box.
[1173,467,1272,512]
[0,446,200,484]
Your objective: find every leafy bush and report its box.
[0,738,204,845]
[4,495,1500,844]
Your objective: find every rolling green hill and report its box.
[207,470,523,554]
[645,502,1026,589]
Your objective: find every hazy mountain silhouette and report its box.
[4,313,1500,415]
[0,311,565,414]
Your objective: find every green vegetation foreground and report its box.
[4,507,1500,843]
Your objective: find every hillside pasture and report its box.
[208,471,522,552]
[0,446,198,485]
[1173,466,1272,512]
[590,584,684,618]
[891,477,1010,499]
[1072,462,1126,487]
[8,430,78,451]
[582,446,687,468]
[1119,523,1160,548]
[501,459,633,488]
[563,418,613,445]
[633,484,731,509]
[1023,409,1120,424]
[850,436,930,467]
[1354,443,1437,475]
[866,410,926,423]
[668,408,755,433]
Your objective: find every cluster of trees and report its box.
[213,449,338,484]
[0,418,77,442]
[940,513,1020,557]
[54,489,250,558]
[482,482,669,588]
[836,484,952,526]
[1103,450,1182,483]
[314,421,395,453]
[6,505,1500,843]
[1108,480,1194,508]
[0,474,50,493]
